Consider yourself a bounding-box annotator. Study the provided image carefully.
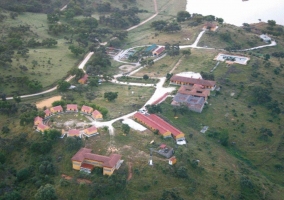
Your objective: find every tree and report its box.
[252,86,271,104]
[70,68,85,80]
[16,168,30,182]
[28,80,42,92]
[264,54,270,60]
[42,38,57,47]
[57,80,71,92]
[166,73,173,81]
[44,129,61,140]
[216,17,224,24]
[182,49,191,57]
[104,92,118,101]
[268,20,276,26]
[2,125,10,134]
[176,166,188,178]
[65,137,82,151]
[35,184,57,200]
[86,92,95,102]
[146,104,162,114]
[89,77,99,87]
[0,152,6,164]
[122,124,130,134]
[52,100,66,107]
[177,11,191,22]
[259,127,273,141]
[69,45,84,56]
[143,74,149,80]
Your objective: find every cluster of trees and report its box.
[151,20,181,33]
[146,104,162,114]
[165,43,180,56]
[99,6,143,29]
[207,130,229,146]
[104,92,118,101]
[0,0,64,13]
[251,86,281,116]
[265,20,283,36]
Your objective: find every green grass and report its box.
[199,24,267,49]
[117,76,159,84]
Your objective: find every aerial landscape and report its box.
[0,0,283,199]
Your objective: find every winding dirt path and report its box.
[127,162,133,181]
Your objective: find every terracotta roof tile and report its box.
[170,75,216,87]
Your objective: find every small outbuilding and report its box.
[66,104,78,112]
[83,126,99,137]
[37,123,49,132]
[92,110,103,120]
[44,109,52,118]
[68,129,81,137]
[169,156,177,165]
[50,105,63,114]
[81,105,93,114]
[78,74,88,84]
[34,116,43,126]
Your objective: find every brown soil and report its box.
[36,95,62,109]
[127,162,133,181]
[61,174,92,184]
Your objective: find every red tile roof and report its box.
[67,104,78,110]
[92,110,102,117]
[81,105,93,112]
[160,144,167,149]
[71,148,121,168]
[78,74,88,84]
[154,46,165,54]
[68,129,80,136]
[51,105,63,112]
[84,126,97,133]
[37,123,49,130]
[134,112,169,135]
[34,116,43,122]
[148,114,183,137]
[178,85,210,98]
[44,109,51,115]
[72,148,92,162]
[170,75,216,87]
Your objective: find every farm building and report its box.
[44,109,52,118]
[37,123,49,132]
[34,116,43,126]
[71,148,122,175]
[81,105,93,114]
[134,113,185,141]
[177,84,210,100]
[66,104,78,112]
[170,75,216,90]
[68,129,81,137]
[169,156,177,165]
[83,126,99,137]
[78,74,88,84]
[134,113,171,138]
[92,110,103,120]
[50,105,63,114]
[152,46,165,56]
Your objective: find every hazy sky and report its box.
[186,0,284,26]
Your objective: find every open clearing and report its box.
[36,95,62,109]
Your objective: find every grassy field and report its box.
[199,24,267,49]
[0,13,81,95]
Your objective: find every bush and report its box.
[16,168,30,182]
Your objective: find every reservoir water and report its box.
[186,0,284,26]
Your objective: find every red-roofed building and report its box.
[160,144,167,149]
[148,114,185,140]
[37,123,49,132]
[170,75,216,90]
[44,109,52,118]
[152,46,165,56]
[71,148,122,175]
[134,113,171,138]
[68,129,81,137]
[34,116,43,126]
[66,104,78,112]
[169,156,177,165]
[78,74,88,84]
[50,105,63,114]
[92,110,103,120]
[83,126,98,137]
[81,105,93,114]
